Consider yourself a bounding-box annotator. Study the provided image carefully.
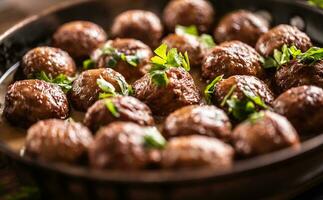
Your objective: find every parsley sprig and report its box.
[96,75,132,99]
[308,0,323,9]
[175,25,216,49]
[35,71,74,93]
[204,75,223,104]
[143,127,166,149]
[104,99,120,118]
[248,111,265,124]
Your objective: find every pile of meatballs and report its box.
[2,0,323,171]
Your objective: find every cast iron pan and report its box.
[0,0,323,199]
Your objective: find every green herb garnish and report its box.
[248,111,265,124]
[35,71,74,93]
[83,59,96,70]
[204,75,223,104]
[308,0,323,8]
[96,75,131,99]
[104,99,120,118]
[143,127,166,149]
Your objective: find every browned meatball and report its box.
[25,119,93,163]
[256,24,312,57]
[84,96,154,132]
[132,67,201,116]
[4,80,69,127]
[201,41,264,80]
[163,0,215,33]
[273,85,323,134]
[163,105,231,141]
[70,68,128,111]
[162,34,204,66]
[275,60,323,93]
[232,111,300,157]
[52,21,107,58]
[214,10,269,46]
[21,46,76,78]
[89,122,163,169]
[111,10,163,48]
[161,135,234,169]
[91,38,153,82]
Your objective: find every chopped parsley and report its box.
[96,75,131,99]
[143,127,166,149]
[35,71,74,93]
[308,0,323,8]
[104,99,120,118]
[248,111,265,124]
[83,59,96,70]
[204,75,223,104]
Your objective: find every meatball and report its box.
[162,34,204,66]
[201,41,264,80]
[25,119,93,163]
[275,60,323,92]
[232,111,300,157]
[52,21,107,58]
[163,105,231,141]
[70,68,127,111]
[132,67,201,116]
[214,10,269,46]
[89,122,163,169]
[91,38,153,82]
[4,80,69,127]
[21,46,76,78]
[161,135,234,169]
[163,0,215,33]
[111,10,163,48]
[273,85,323,134]
[84,96,154,132]
[256,24,312,57]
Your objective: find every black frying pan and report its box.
[0,0,323,199]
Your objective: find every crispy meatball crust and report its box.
[256,24,312,57]
[111,10,163,48]
[132,67,201,116]
[84,96,154,132]
[161,135,234,169]
[232,111,300,157]
[163,105,231,141]
[163,0,215,33]
[52,21,107,58]
[214,10,269,46]
[25,119,93,163]
[202,41,264,80]
[4,80,69,127]
[273,85,323,134]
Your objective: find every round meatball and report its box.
[163,105,231,141]
[4,80,69,127]
[232,111,300,157]
[214,10,269,46]
[162,34,204,66]
[273,85,323,134]
[70,68,127,111]
[84,96,154,132]
[25,119,93,163]
[161,135,234,169]
[91,38,153,82]
[132,67,201,116]
[52,21,107,58]
[275,60,323,92]
[89,122,162,169]
[21,46,76,78]
[201,41,264,80]
[163,0,215,33]
[111,10,163,48]
[256,24,312,57]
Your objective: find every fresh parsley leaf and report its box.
[154,43,168,60]
[35,71,74,93]
[204,75,223,104]
[115,76,131,96]
[241,86,268,109]
[104,99,120,118]
[97,76,117,98]
[200,34,216,48]
[308,0,323,8]
[297,46,323,64]
[143,127,166,149]
[248,111,265,124]
[175,25,199,36]
[83,59,96,70]
[220,85,237,107]
[262,44,291,69]
[149,70,169,87]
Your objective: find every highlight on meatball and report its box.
[84,96,154,132]
[161,135,234,169]
[111,10,163,48]
[4,80,69,127]
[90,38,153,82]
[70,68,130,111]
[89,122,165,169]
[201,41,264,80]
[52,21,107,58]
[21,46,76,78]
[163,105,231,141]
[232,111,300,157]
[256,24,312,57]
[163,0,215,33]
[214,10,269,46]
[273,85,323,135]
[25,119,93,163]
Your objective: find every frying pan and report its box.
[0,0,323,199]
